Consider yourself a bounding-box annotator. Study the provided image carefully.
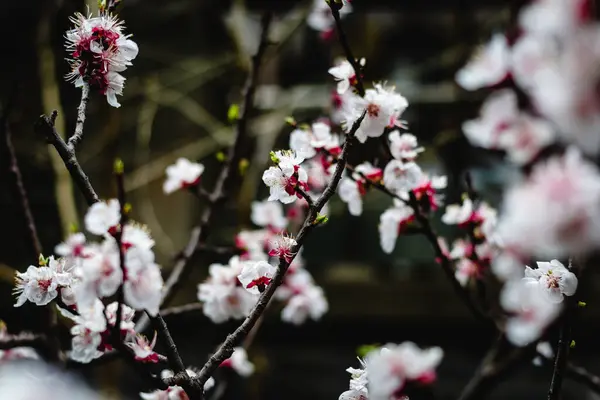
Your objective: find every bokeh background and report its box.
[1,0,600,399]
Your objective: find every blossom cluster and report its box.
[65,12,138,107]
[307,0,353,40]
[13,199,164,363]
[0,321,39,362]
[339,342,443,400]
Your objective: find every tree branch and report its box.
[34,111,99,206]
[548,310,573,399]
[135,12,274,334]
[67,83,90,150]
[148,312,186,373]
[111,160,128,346]
[2,101,43,258]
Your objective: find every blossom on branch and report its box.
[523,259,578,304]
[65,12,138,107]
[140,368,215,400]
[455,33,510,91]
[263,150,309,204]
[251,199,288,232]
[378,199,415,254]
[163,158,205,194]
[220,347,255,377]
[84,199,120,236]
[237,260,277,294]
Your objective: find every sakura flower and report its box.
[345,84,408,143]
[122,222,155,250]
[495,147,600,258]
[305,155,334,190]
[307,0,352,37]
[533,341,555,366]
[523,259,578,303]
[365,342,443,400]
[235,229,270,261]
[378,199,415,254]
[251,199,288,231]
[455,258,481,286]
[65,12,138,107]
[263,150,309,203]
[84,199,120,236]
[275,266,314,301]
[237,260,277,294]
[329,59,360,94]
[221,347,255,377]
[104,301,136,332]
[388,130,424,160]
[498,114,555,165]
[455,33,510,90]
[462,89,519,149]
[339,358,369,400]
[126,333,159,363]
[518,0,590,38]
[123,247,163,315]
[442,198,474,225]
[339,177,363,216]
[268,235,297,264]
[290,122,336,159]
[55,232,87,258]
[69,298,107,363]
[382,159,423,194]
[198,257,258,323]
[491,252,527,281]
[14,264,59,307]
[501,278,562,346]
[281,285,328,325]
[74,240,122,309]
[510,34,556,90]
[163,158,205,194]
[408,174,448,212]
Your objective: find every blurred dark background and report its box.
[1,0,600,399]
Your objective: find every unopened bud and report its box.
[123,203,132,215]
[578,301,587,308]
[570,340,576,348]
[38,254,48,266]
[113,158,124,175]
[314,213,329,225]
[227,104,240,123]
[285,116,297,127]
[216,152,227,162]
[239,158,249,176]
[270,151,280,164]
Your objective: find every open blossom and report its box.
[268,235,297,264]
[221,347,255,377]
[329,59,360,94]
[383,159,423,194]
[501,278,561,346]
[198,257,258,323]
[495,147,600,258]
[13,256,73,307]
[163,158,205,194]
[74,240,122,309]
[65,13,138,107]
[235,229,270,261]
[275,266,314,301]
[251,199,287,231]
[344,84,408,143]
[141,369,215,400]
[518,0,590,38]
[339,358,369,400]
[84,199,120,236]
[123,247,163,316]
[378,199,415,254]
[455,33,510,91]
[523,260,578,303]
[365,342,443,400]
[126,333,159,363]
[338,162,383,216]
[263,150,309,204]
[237,260,277,295]
[388,130,423,161]
[289,122,337,159]
[55,232,87,259]
[281,285,328,325]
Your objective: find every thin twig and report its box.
[111,161,128,346]
[328,1,365,96]
[135,12,274,334]
[2,103,43,258]
[147,311,186,373]
[67,83,90,150]
[161,303,204,317]
[566,362,600,393]
[34,111,99,205]
[0,332,47,350]
[548,312,573,399]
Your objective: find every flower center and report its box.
[367,103,380,118]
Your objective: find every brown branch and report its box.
[111,160,128,346]
[0,332,47,350]
[548,306,574,399]
[67,83,89,150]
[135,12,274,334]
[328,1,365,97]
[566,362,600,393]
[2,103,43,258]
[161,302,204,317]
[148,311,186,373]
[178,113,363,393]
[34,111,99,206]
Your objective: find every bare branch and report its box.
[67,83,90,150]
[34,111,99,206]
[148,312,186,373]
[548,306,574,399]
[111,161,128,346]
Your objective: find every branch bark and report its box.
[67,83,90,150]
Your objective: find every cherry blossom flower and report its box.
[523,259,578,303]
[345,84,409,143]
[339,358,369,400]
[262,150,309,204]
[498,114,555,165]
[281,285,328,325]
[220,347,255,377]
[141,369,215,400]
[104,301,136,332]
[305,155,335,191]
[388,130,424,161]
[495,147,600,258]
[408,174,448,212]
[74,240,122,309]
[122,222,155,250]
[533,341,555,366]
[235,229,270,261]
[163,158,205,194]
[84,199,120,236]
[378,199,415,254]
[275,266,314,301]
[442,198,474,226]
[251,199,288,231]
[69,298,107,363]
[55,232,87,259]
[454,258,482,286]
[237,260,277,294]
[289,122,336,159]
[14,264,60,307]
[518,0,590,38]
[122,246,163,315]
[462,89,519,149]
[126,332,159,363]
[339,177,364,216]
[65,12,138,107]
[510,34,555,90]
[329,59,362,94]
[268,235,297,264]
[500,278,561,346]
[365,342,443,400]
[491,252,527,281]
[383,159,423,194]
[197,257,258,323]
[455,33,510,91]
